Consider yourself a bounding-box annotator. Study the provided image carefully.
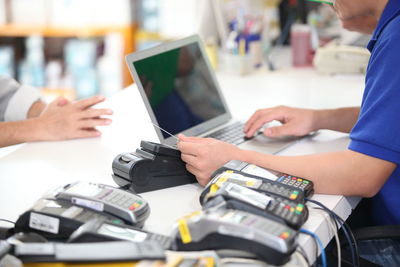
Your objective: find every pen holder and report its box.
[220,52,253,75]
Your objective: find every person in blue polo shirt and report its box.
[178,0,400,264]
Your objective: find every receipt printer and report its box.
[112,141,197,193]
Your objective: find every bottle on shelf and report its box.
[19,35,45,88]
[64,38,99,99]
[97,33,123,97]
[0,46,14,78]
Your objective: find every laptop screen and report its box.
[132,41,227,138]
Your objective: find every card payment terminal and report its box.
[171,208,297,266]
[202,182,308,229]
[112,141,197,193]
[52,182,150,227]
[200,169,306,204]
[13,241,165,263]
[14,198,124,240]
[68,219,172,249]
[222,160,314,197]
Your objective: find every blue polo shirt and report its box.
[349,0,400,225]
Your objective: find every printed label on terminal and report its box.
[216,171,262,189]
[71,197,104,212]
[178,219,192,244]
[29,212,60,234]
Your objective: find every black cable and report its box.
[307,199,357,267]
[0,219,15,225]
[306,198,360,267]
[342,222,360,267]
[314,206,342,266]
[315,207,340,232]
[309,199,359,267]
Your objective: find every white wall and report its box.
[11,0,48,26]
[159,0,200,38]
[50,0,131,27]
[9,0,132,27]
[0,0,6,25]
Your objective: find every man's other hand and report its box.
[244,106,317,138]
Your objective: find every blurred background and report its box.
[0,0,371,101]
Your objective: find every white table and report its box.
[0,66,365,265]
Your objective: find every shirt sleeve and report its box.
[0,76,42,122]
[349,21,400,165]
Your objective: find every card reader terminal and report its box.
[52,182,150,227]
[222,160,314,197]
[112,141,197,193]
[200,170,306,204]
[14,199,124,240]
[171,208,297,266]
[202,182,308,229]
[68,219,172,249]
[13,241,165,263]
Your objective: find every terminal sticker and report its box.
[29,212,60,234]
[210,184,219,193]
[178,219,192,244]
[71,197,104,212]
[216,176,228,187]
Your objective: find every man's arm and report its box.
[237,149,395,197]
[313,107,360,133]
[178,135,396,197]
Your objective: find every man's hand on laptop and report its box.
[177,134,240,186]
[244,106,317,139]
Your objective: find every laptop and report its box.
[125,35,298,154]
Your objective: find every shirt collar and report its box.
[367,0,400,51]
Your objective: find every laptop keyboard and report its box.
[205,121,248,145]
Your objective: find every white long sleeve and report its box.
[0,76,41,121]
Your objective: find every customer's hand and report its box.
[34,95,113,141]
[244,105,317,138]
[177,134,240,186]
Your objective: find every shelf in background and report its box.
[0,24,137,88]
[40,87,76,101]
[135,30,162,41]
[0,24,135,38]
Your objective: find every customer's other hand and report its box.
[34,95,113,141]
[177,134,240,186]
[244,105,317,138]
